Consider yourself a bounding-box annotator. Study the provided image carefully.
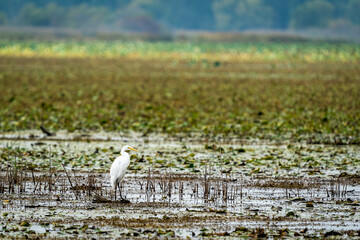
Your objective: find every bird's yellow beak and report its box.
[129,147,138,152]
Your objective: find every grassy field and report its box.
[0,40,359,143]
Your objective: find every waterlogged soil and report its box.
[1,131,360,239]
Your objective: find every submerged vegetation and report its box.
[0,41,359,143]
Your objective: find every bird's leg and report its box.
[117,182,122,200]
[114,185,117,201]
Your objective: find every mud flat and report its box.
[1,131,360,239]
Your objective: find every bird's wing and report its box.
[110,158,120,176]
[110,155,130,186]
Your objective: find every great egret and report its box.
[110,145,138,201]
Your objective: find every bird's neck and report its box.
[120,151,129,157]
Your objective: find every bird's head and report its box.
[121,145,138,153]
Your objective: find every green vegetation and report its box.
[0,39,359,240]
[1,41,359,143]
[1,137,359,175]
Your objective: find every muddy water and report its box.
[1,131,360,239]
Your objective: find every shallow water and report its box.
[1,170,360,238]
[0,131,360,238]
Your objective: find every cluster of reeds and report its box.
[140,164,243,203]
[2,156,27,194]
[1,150,106,203]
[1,148,60,195]
[326,177,349,200]
[2,152,353,204]
[61,165,106,201]
[202,167,241,202]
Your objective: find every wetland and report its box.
[0,41,359,239]
[1,131,360,239]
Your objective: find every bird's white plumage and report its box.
[110,152,130,190]
[110,145,137,192]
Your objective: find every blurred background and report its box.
[0,0,359,139]
[1,0,360,41]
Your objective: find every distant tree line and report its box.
[0,0,359,32]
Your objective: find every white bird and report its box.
[110,145,138,201]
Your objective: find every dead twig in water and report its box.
[204,165,209,199]
[62,164,78,200]
[48,146,52,192]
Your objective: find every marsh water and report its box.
[1,131,359,239]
